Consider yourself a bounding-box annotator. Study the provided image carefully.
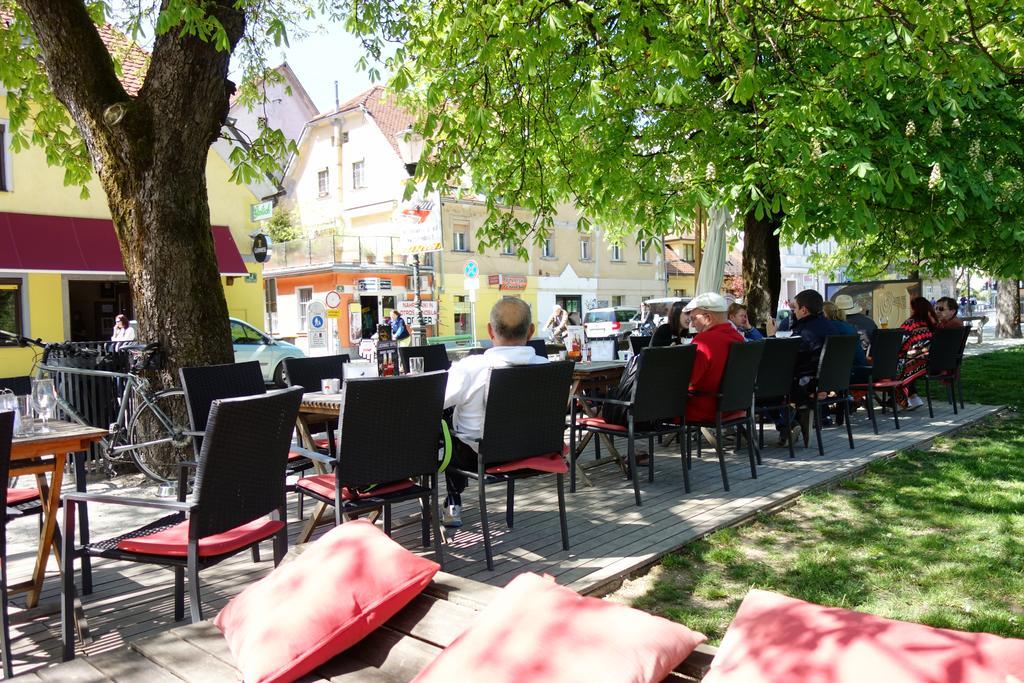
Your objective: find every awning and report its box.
[0,212,249,276]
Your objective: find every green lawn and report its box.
[626,346,1024,643]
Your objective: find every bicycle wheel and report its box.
[127,389,191,483]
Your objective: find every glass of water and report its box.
[408,357,425,375]
[31,378,57,434]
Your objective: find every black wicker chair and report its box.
[526,338,548,358]
[804,335,859,456]
[571,346,696,506]
[294,371,448,566]
[1,375,43,523]
[450,361,574,570]
[685,341,764,492]
[849,329,922,433]
[0,412,15,677]
[399,344,451,373]
[923,327,971,417]
[629,336,651,355]
[282,354,349,455]
[753,338,803,458]
[60,388,303,659]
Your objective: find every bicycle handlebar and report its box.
[0,329,45,349]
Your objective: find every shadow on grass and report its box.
[629,348,1024,644]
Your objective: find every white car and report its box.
[230,318,305,385]
[583,307,639,341]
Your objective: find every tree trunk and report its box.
[742,211,782,326]
[996,279,1022,339]
[20,1,243,382]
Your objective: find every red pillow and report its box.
[703,589,1024,683]
[214,519,439,683]
[412,572,705,683]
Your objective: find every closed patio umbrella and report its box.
[695,204,734,295]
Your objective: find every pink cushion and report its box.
[116,517,284,558]
[295,474,415,501]
[487,452,568,475]
[702,589,1024,683]
[7,488,39,506]
[215,519,439,683]
[579,416,628,432]
[412,572,705,683]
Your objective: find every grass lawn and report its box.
[619,346,1024,643]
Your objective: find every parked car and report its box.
[583,307,639,341]
[642,297,693,324]
[230,317,305,385]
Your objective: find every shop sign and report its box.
[250,201,274,222]
[357,278,393,292]
[251,233,271,263]
[488,274,528,290]
[396,200,442,254]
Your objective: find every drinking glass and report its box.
[408,357,425,374]
[31,378,56,434]
[775,330,793,339]
[879,316,889,329]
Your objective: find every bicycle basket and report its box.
[127,343,165,372]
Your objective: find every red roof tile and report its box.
[312,85,415,158]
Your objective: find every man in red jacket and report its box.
[683,292,745,424]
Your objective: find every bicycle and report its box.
[0,330,193,483]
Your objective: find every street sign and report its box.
[326,308,341,319]
[397,300,437,325]
[396,200,443,254]
[463,277,480,291]
[464,261,479,279]
[325,290,342,309]
[309,329,327,349]
[308,301,327,330]
[467,288,478,303]
[251,234,271,263]
[250,200,273,222]
[310,314,325,330]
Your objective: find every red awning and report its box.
[0,212,249,276]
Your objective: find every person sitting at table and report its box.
[774,289,835,444]
[727,303,764,341]
[683,293,744,425]
[776,298,797,332]
[823,301,871,384]
[650,300,689,348]
[442,298,548,528]
[896,296,937,410]
[935,296,965,329]
[834,294,877,351]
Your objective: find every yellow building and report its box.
[0,81,266,376]
[664,233,698,297]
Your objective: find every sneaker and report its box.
[442,504,462,528]
[907,395,924,410]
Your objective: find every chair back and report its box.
[179,361,266,454]
[526,339,548,357]
[865,328,904,379]
[478,361,574,468]
[0,411,11,556]
[816,335,858,393]
[0,376,31,396]
[631,345,696,423]
[718,341,765,413]
[754,338,802,400]
[335,372,448,489]
[399,344,451,373]
[629,336,650,355]
[191,388,303,538]
[955,325,972,368]
[927,328,963,374]
[282,354,350,392]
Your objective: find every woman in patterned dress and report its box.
[897,297,938,409]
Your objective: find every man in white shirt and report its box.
[443,297,548,527]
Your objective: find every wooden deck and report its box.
[7,400,999,677]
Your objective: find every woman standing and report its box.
[390,310,412,347]
[897,296,937,409]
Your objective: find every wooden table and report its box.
[26,564,716,681]
[570,361,627,485]
[10,421,106,608]
[295,392,343,543]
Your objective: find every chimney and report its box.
[334,81,340,110]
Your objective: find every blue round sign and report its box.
[311,315,325,329]
[464,260,478,278]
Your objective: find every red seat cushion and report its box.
[287,450,306,462]
[295,474,416,502]
[7,488,39,506]
[116,517,284,558]
[215,519,439,683]
[413,572,705,683]
[702,589,1024,683]
[313,437,331,449]
[579,416,628,432]
[487,452,568,475]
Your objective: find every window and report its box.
[352,160,366,189]
[317,169,330,197]
[452,222,469,252]
[297,286,313,331]
[611,244,623,261]
[230,320,263,345]
[0,279,23,343]
[0,123,8,191]
[639,239,650,263]
[453,295,470,335]
[264,278,278,331]
[680,243,695,262]
[612,295,623,307]
[541,237,555,258]
[501,240,515,256]
[579,239,591,261]
[421,252,434,268]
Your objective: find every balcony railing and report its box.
[268,235,418,271]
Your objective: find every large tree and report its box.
[344,0,1024,324]
[1,1,297,379]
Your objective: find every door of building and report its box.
[68,279,132,341]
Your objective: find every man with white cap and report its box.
[834,294,876,351]
[682,292,745,426]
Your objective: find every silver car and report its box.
[230,318,306,385]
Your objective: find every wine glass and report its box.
[31,378,56,434]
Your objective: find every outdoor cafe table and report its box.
[294,391,344,543]
[570,360,628,485]
[10,421,106,608]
